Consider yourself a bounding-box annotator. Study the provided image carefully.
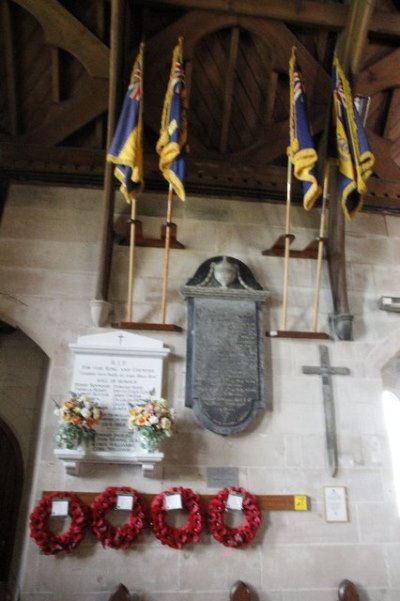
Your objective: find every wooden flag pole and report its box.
[126,198,137,322]
[311,162,329,332]
[160,184,174,324]
[280,156,293,331]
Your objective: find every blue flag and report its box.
[332,57,375,219]
[288,47,321,210]
[107,43,144,202]
[156,38,187,201]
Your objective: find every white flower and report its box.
[149,415,159,425]
[80,408,91,419]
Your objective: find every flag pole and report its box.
[280,155,293,331]
[160,184,174,324]
[311,161,329,332]
[126,198,137,322]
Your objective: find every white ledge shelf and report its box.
[54,448,164,477]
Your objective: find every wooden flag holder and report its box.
[114,322,182,332]
[267,329,330,340]
[43,491,310,512]
[118,219,184,249]
[262,234,325,260]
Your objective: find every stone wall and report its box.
[1,183,400,601]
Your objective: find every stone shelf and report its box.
[54,448,164,477]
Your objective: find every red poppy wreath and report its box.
[91,486,146,549]
[208,486,262,548]
[151,486,204,549]
[29,492,89,555]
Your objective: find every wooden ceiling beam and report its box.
[145,0,348,29]
[1,1,18,136]
[12,0,109,78]
[145,0,400,37]
[220,27,240,154]
[18,78,109,146]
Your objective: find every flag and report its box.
[107,43,144,202]
[156,38,187,201]
[332,57,375,219]
[288,46,321,210]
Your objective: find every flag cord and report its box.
[126,198,137,322]
[160,184,174,324]
[312,162,330,332]
[280,156,293,331]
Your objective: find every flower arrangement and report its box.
[54,393,102,450]
[128,396,174,452]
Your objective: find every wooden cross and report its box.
[302,345,350,477]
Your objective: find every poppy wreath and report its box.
[29,492,89,555]
[151,486,204,549]
[91,486,146,549]
[207,486,262,548]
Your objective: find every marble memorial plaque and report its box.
[69,331,170,452]
[182,256,269,435]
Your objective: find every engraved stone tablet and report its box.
[182,256,270,435]
[69,331,170,452]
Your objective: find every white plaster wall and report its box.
[1,183,400,601]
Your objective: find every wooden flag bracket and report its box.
[43,491,311,512]
[262,234,326,259]
[267,330,330,340]
[113,322,182,332]
[117,219,185,249]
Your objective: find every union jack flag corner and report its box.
[156,37,187,201]
[107,43,144,203]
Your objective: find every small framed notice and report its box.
[116,493,134,511]
[226,492,244,511]
[51,497,70,517]
[324,487,348,522]
[164,492,183,511]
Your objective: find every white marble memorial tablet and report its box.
[69,331,170,453]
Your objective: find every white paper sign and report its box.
[51,498,69,517]
[116,493,134,511]
[226,492,244,511]
[164,493,183,510]
[324,487,348,522]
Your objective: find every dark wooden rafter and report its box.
[12,0,109,78]
[1,0,18,136]
[8,0,110,147]
[145,0,349,29]
[144,0,400,37]
[220,27,240,153]
[2,0,400,221]
[19,78,109,146]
